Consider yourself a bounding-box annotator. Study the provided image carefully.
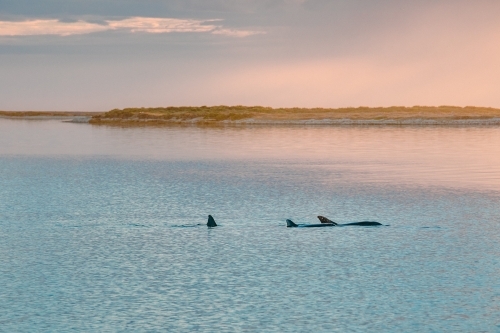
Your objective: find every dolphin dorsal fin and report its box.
[286,219,298,227]
[317,216,337,225]
[207,215,217,227]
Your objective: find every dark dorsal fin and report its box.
[286,219,298,227]
[207,215,217,227]
[317,216,337,225]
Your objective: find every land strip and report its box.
[3,106,500,125]
[0,111,102,117]
[89,106,500,125]
[0,111,103,121]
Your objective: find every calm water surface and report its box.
[1,119,500,332]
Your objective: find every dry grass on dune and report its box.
[3,107,500,124]
[89,105,500,124]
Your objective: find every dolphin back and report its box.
[341,221,382,226]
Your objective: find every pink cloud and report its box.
[0,17,262,37]
[0,19,108,36]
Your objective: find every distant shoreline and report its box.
[3,106,500,126]
[0,111,102,118]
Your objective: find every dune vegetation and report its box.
[88,105,500,125]
[3,106,500,125]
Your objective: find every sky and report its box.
[1,0,500,111]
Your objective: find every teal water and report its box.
[1,119,500,332]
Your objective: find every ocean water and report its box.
[1,119,500,332]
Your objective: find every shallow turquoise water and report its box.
[1,119,500,332]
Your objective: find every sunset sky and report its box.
[1,0,500,111]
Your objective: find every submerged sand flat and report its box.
[0,111,101,122]
[3,106,500,125]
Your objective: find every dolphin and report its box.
[317,215,382,226]
[207,215,217,228]
[286,219,333,228]
[286,216,383,228]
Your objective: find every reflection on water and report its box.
[1,118,500,191]
[1,119,500,332]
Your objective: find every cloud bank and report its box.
[2,1,500,110]
[0,17,263,37]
